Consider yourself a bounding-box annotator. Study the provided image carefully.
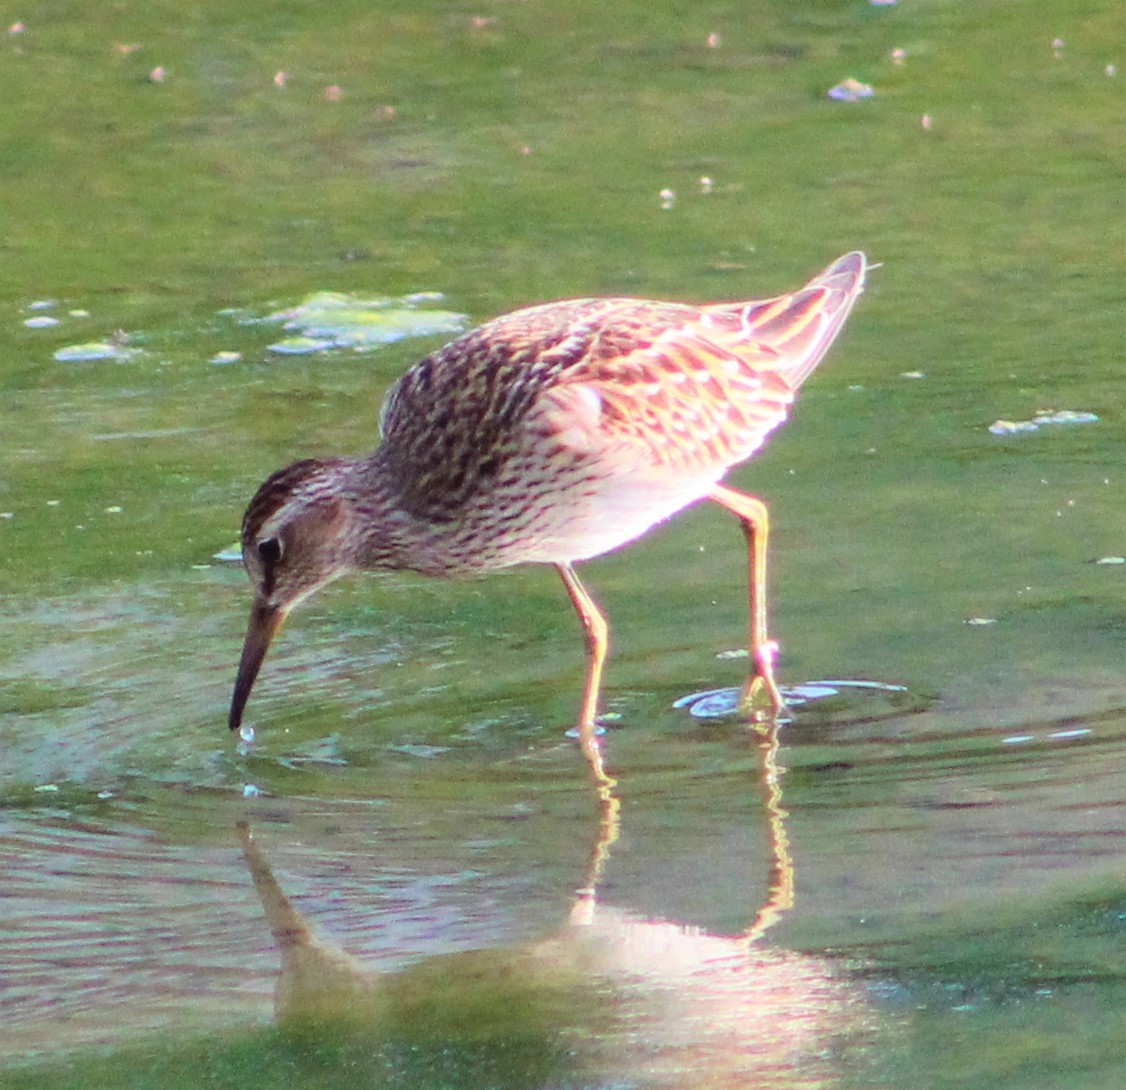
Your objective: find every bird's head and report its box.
[229,458,355,734]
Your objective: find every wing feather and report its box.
[541,251,867,475]
[380,252,866,516]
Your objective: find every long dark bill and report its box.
[229,598,287,732]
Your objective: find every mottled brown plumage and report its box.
[229,252,868,781]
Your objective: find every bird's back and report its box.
[375,253,866,548]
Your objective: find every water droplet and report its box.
[1033,409,1098,426]
[54,342,128,362]
[673,688,740,718]
[989,419,1038,435]
[990,409,1097,435]
[785,684,840,704]
[827,78,875,102]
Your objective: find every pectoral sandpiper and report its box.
[228,252,867,780]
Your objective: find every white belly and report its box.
[512,466,726,564]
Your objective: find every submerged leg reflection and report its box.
[740,718,795,945]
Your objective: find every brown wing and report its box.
[538,251,868,476]
[377,298,642,519]
[379,252,866,517]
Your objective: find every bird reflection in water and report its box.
[238,725,875,1089]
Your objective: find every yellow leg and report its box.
[707,483,785,719]
[556,562,615,787]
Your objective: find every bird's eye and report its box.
[257,537,283,567]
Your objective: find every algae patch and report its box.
[265,291,467,355]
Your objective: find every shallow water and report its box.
[2,1,1124,1087]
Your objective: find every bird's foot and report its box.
[743,640,786,725]
[572,719,617,792]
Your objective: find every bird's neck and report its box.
[342,449,453,576]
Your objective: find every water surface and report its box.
[1,1,1124,1087]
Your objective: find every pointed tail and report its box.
[712,251,868,391]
